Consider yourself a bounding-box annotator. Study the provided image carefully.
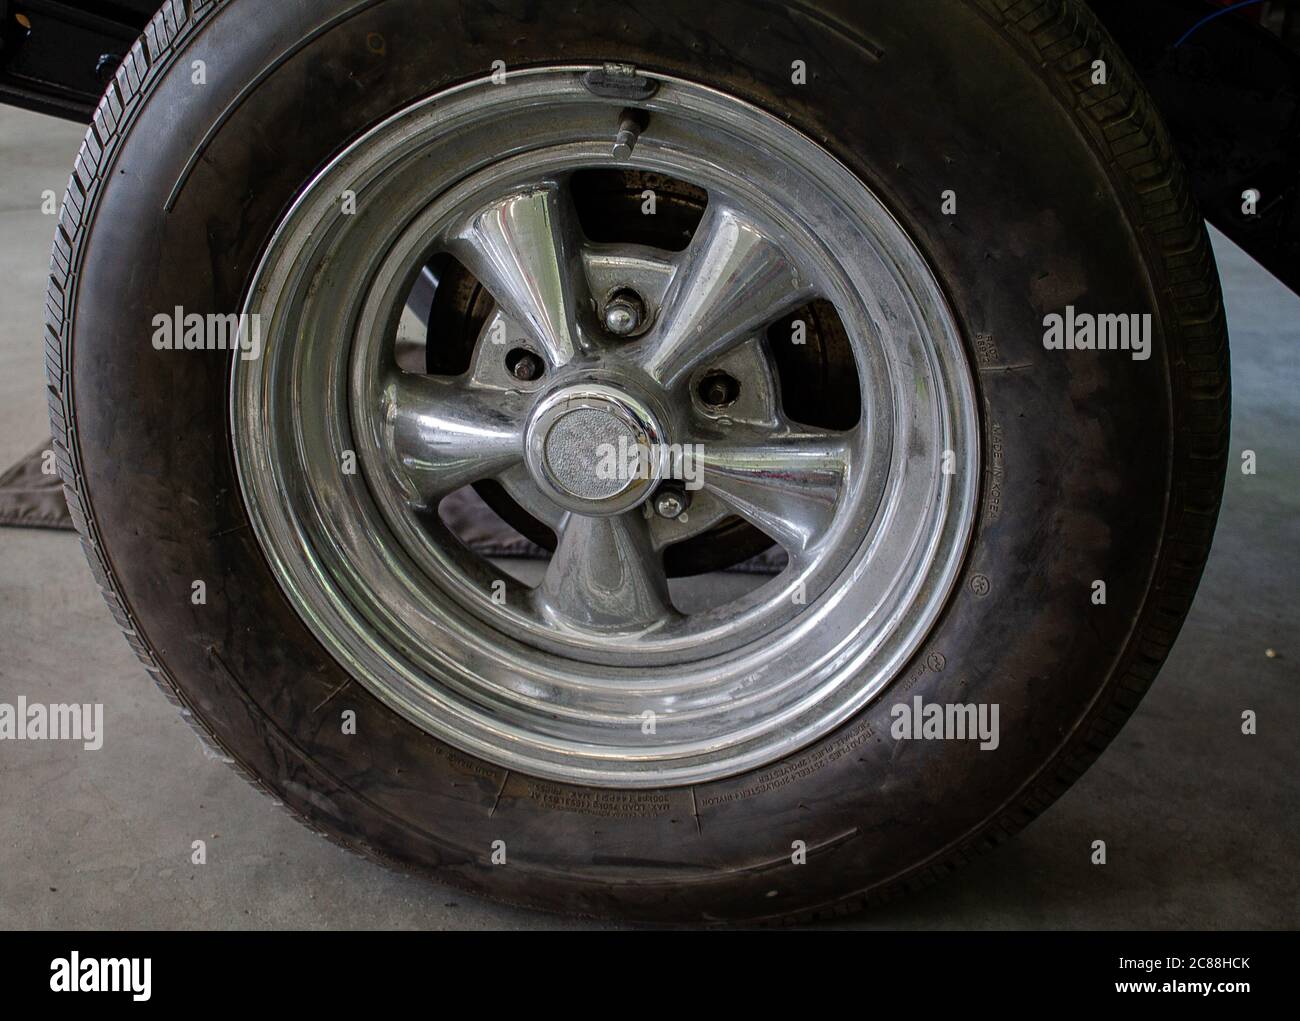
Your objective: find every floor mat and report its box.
[0,443,70,530]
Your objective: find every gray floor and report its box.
[0,105,1296,930]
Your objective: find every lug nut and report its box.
[654,488,690,520]
[507,348,543,382]
[698,371,740,409]
[603,289,646,337]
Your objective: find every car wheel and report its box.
[47,0,1229,923]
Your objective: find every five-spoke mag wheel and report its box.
[231,66,980,786]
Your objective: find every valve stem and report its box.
[612,109,649,160]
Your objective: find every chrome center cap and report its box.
[524,383,664,516]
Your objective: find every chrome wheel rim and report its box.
[230,66,979,787]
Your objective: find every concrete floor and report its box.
[0,105,1296,930]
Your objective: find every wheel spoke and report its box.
[637,205,813,387]
[537,512,674,632]
[700,427,852,557]
[446,183,587,368]
[383,372,525,505]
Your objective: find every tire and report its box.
[47,0,1229,924]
